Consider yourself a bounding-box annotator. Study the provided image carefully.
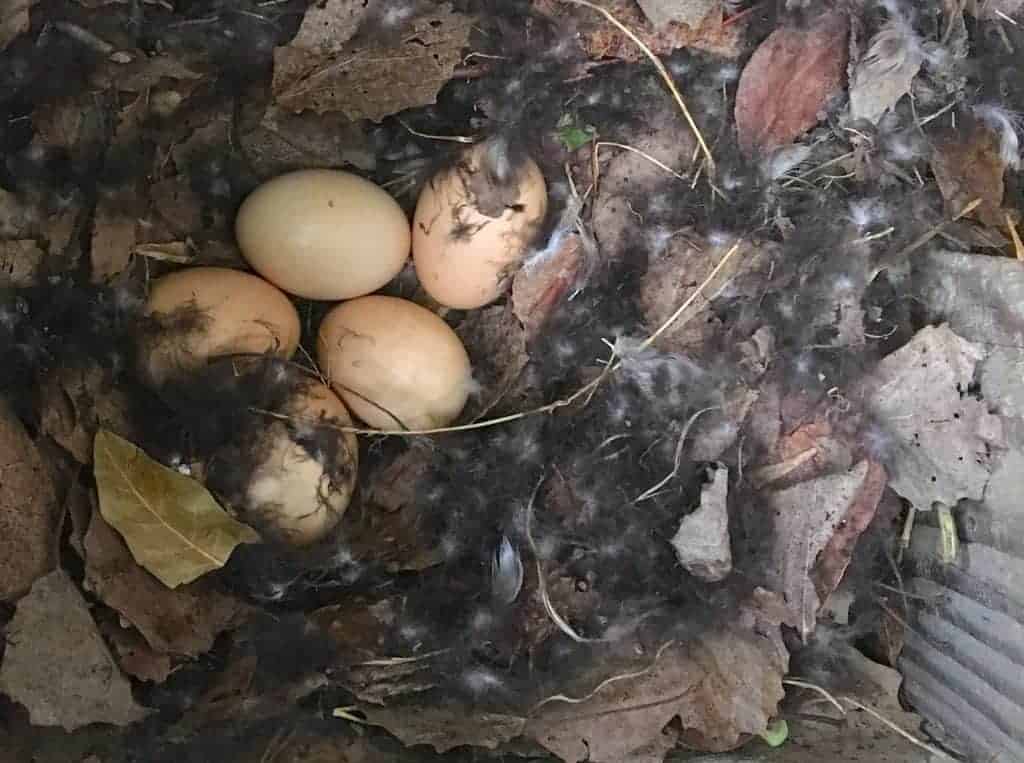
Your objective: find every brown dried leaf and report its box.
[310,595,398,664]
[0,239,44,287]
[361,703,525,752]
[640,236,774,354]
[344,444,443,573]
[763,460,884,639]
[98,617,176,683]
[0,570,148,730]
[90,193,140,282]
[931,122,1007,227]
[0,400,60,601]
[735,11,849,157]
[93,430,260,588]
[524,597,788,760]
[83,507,250,656]
[967,0,1024,19]
[533,0,743,60]
[148,175,206,237]
[240,105,374,179]
[456,304,530,419]
[40,362,135,464]
[272,2,473,120]
[512,231,584,338]
[591,109,696,261]
[814,460,887,606]
[0,0,33,51]
[89,51,203,93]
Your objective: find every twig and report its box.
[898,505,917,564]
[332,706,369,725]
[397,118,476,144]
[888,198,982,262]
[842,697,955,760]
[635,407,718,501]
[1006,213,1024,260]
[852,226,895,245]
[524,476,600,644]
[557,0,715,176]
[783,679,956,760]
[595,141,689,182]
[782,679,846,716]
[781,152,856,188]
[530,641,675,712]
[637,242,742,352]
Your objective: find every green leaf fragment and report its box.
[759,718,789,747]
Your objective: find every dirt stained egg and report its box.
[139,266,300,386]
[317,295,473,430]
[412,140,548,309]
[242,382,359,546]
[236,169,411,301]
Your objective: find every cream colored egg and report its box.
[412,142,547,310]
[236,169,411,300]
[244,382,359,546]
[140,267,300,386]
[317,295,472,430]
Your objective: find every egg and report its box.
[317,295,473,430]
[412,140,548,310]
[242,381,359,546]
[235,169,411,300]
[140,266,300,386]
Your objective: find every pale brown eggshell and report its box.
[244,382,359,546]
[317,295,472,430]
[140,266,300,386]
[412,143,547,310]
[236,169,411,301]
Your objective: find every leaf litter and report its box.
[2,0,1024,760]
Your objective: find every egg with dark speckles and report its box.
[236,169,410,300]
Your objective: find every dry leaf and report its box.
[848,21,924,125]
[524,598,788,759]
[91,193,140,282]
[0,400,60,601]
[592,108,696,261]
[931,121,1007,227]
[669,463,731,582]
[84,508,250,656]
[0,570,148,730]
[240,105,374,178]
[272,1,473,120]
[456,304,530,419]
[362,703,525,752]
[89,51,203,93]
[92,429,260,589]
[763,460,883,639]
[512,231,585,338]
[40,362,135,464]
[858,324,1005,510]
[967,0,1024,19]
[735,11,849,156]
[640,237,774,354]
[813,460,887,608]
[98,617,176,683]
[0,0,33,51]
[0,239,44,287]
[148,175,205,237]
[310,595,398,664]
[533,0,743,61]
[637,0,718,29]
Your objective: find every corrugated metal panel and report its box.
[900,252,1024,763]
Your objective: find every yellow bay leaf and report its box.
[93,430,259,589]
